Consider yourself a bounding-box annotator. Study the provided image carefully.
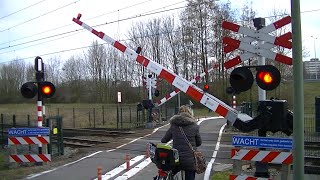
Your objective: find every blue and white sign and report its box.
[232,135,293,150]
[8,127,50,137]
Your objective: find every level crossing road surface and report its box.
[26,117,234,180]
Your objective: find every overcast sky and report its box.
[0,0,319,65]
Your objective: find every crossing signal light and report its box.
[21,81,56,99]
[40,81,56,98]
[256,65,281,91]
[229,65,281,93]
[229,67,253,93]
[203,84,209,92]
[21,82,37,99]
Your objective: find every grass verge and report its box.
[211,170,232,180]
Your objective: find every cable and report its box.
[0,31,83,55]
[0,0,181,47]
[3,3,315,64]
[0,0,47,20]
[0,29,82,51]
[0,0,80,33]
[93,6,185,29]
[85,0,155,21]
[0,3,187,52]
[0,27,183,64]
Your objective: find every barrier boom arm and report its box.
[156,63,218,107]
[72,14,262,131]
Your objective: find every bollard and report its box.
[126,154,130,171]
[97,166,102,180]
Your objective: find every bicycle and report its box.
[148,142,183,180]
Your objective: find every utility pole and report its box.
[291,0,305,179]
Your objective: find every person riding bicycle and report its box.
[161,105,202,180]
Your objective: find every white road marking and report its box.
[94,155,145,180]
[108,116,223,180]
[27,116,224,180]
[26,124,170,179]
[26,151,103,179]
[106,124,170,152]
[114,158,152,180]
[203,122,227,180]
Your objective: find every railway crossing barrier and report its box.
[7,127,51,163]
[155,63,219,107]
[231,135,293,179]
[71,13,266,133]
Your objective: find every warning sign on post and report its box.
[232,135,292,150]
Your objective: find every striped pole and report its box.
[37,101,43,127]
[35,56,44,160]
[155,63,219,107]
[232,95,236,109]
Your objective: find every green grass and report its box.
[193,108,219,118]
[211,170,232,180]
[0,151,7,171]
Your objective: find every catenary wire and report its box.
[0,0,48,20]
[0,0,80,33]
[0,4,318,47]
[0,2,186,51]
[0,7,318,64]
[0,0,156,46]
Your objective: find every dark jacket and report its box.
[161,112,202,170]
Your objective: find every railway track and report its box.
[63,137,110,148]
[304,141,320,174]
[63,128,136,137]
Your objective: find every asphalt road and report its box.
[25,117,234,180]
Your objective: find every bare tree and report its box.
[61,55,86,102]
[85,40,107,102]
[45,56,62,86]
[0,60,26,102]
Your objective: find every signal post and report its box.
[222,16,293,179]
[20,56,56,165]
[253,17,268,178]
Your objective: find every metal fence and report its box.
[0,104,177,130]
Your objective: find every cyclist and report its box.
[161,105,202,180]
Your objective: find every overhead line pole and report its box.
[291,0,304,179]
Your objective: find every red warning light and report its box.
[257,71,273,84]
[204,84,209,92]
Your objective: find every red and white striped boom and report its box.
[155,63,219,107]
[72,14,253,126]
